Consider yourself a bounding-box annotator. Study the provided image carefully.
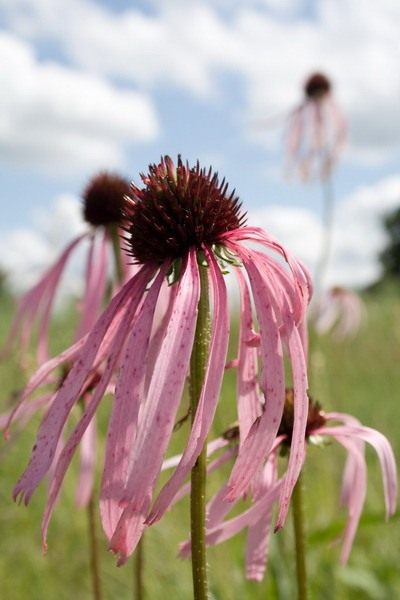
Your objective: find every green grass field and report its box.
[0,286,399,599]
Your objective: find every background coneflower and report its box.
[1,172,131,368]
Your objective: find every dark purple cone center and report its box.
[83,172,131,227]
[123,156,246,264]
[304,72,331,100]
[278,388,326,445]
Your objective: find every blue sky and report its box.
[1,0,400,290]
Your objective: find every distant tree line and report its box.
[380,206,400,279]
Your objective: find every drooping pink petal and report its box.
[75,412,97,508]
[13,266,152,506]
[100,266,168,539]
[3,233,87,366]
[325,434,367,564]
[254,249,311,330]
[161,436,230,473]
[147,248,229,526]
[109,251,200,564]
[144,279,179,394]
[246,453,279,581]
[0,392,54,435]
[221,226,313,308]
[179,481,282,559]
[41,268,154,548]
[207,484,238,531]
[317,425,397,519]
[225,246,286,500]
[286,105,304,163]
[75,229,109,341]
[275,323,308,530]
[235,268,262,446]
[167,445,237,513]
[323,412,363,507]
[15,336,89,405]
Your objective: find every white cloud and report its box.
[2,0,399,162]
[0,32,159,172]
[248,176,400,288]
[0,195,87,295]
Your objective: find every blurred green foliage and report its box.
[0,286,399,600]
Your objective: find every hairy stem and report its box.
[189,259,211,600]
[292,473,308,600]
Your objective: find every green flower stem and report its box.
[109,224,124,285]
[87,489,103,600]
[133,538,144,600]
[292,473,308,600]
[78,400,103,600]
[189,259,211,600]
[314,174,335,297]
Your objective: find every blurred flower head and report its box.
[83,172,131,227]
[286,71,347,181]
[310,286,366,341]
[179,389,397,580]
[1,172,131,368]
[14,155,311,565]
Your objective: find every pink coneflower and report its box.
[286,72,347,180]
[13,156,311,565]
[1,172,131,367]
[179,390,397,579]
[310,286,366,341]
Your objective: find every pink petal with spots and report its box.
[167,445,237,513]
[325,433,366,564]
[179,481,281,559]
[2,233,86,366]
[109,251,200,564]
[246,454,279,581]
[323,412,363,507]
[41,269,152,548]
[225,247,285,500]
[235,268,262,445]
[75,229,108,341]
[144,279,179,394]
[221,226,312,308]
[100,266,167,539]
[318,425,397,519]
[276,324,308,530]
[147,248,229,526]
[75,413,97,508]
[0,392,54,436]
[13,266,152,506]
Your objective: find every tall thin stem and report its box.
[109,224,124,285]
[314,175,335,297]
[292,473,308,600]
[87,492,103,600]
[189,259,211,600]
[133,538,144,600]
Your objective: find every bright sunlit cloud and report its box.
[0,31,159,173]
[2,0,399,163]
